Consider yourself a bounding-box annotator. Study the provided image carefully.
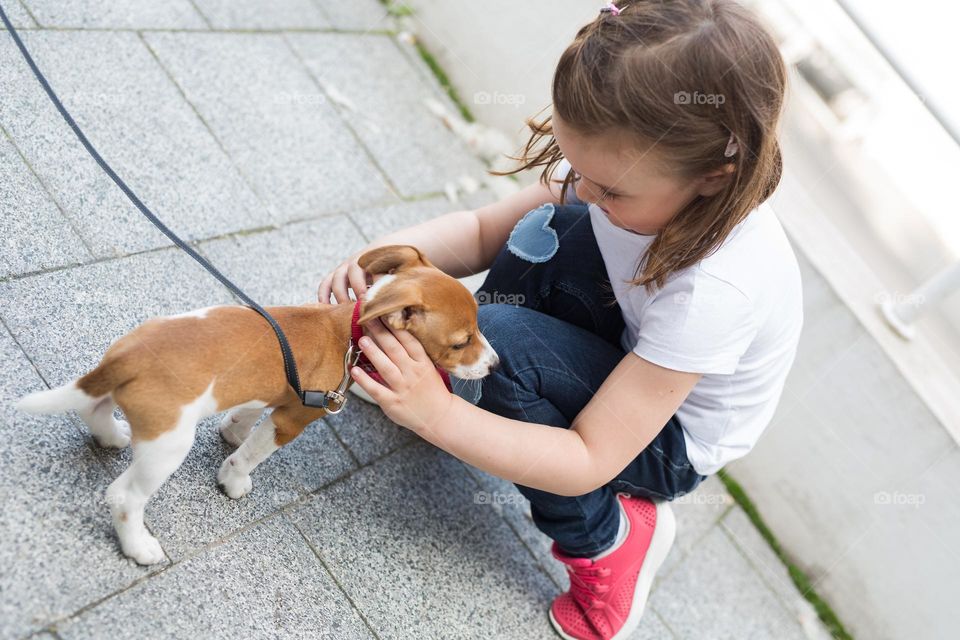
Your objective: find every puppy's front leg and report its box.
[216,405,317,499]
[218,405,265,447]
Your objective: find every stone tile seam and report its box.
[387,31,469,132]
[718,513,813,629]
[183,0,214,30]
[0,122,98,261]
[0,190,425,285]
[6,375,423,634]
[12,0,38,27]
[135,29,275,224]
[308,0,395,39]
[655,501,735,587]
[278,31,404,200]
[31,507,293,637]
[0,319,176,585]
[29,441,409,639]
[649,606,683,640]
[284,514,385,640]
[458,464,567,592]
[0,314,52,389]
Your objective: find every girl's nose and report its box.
[575,179,597,204]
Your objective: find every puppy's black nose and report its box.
[488,358,501,373]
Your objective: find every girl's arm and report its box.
[319,179,562,303]
[436,354,702,496]
[351,321,702,497]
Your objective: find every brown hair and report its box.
[500,0,786,290]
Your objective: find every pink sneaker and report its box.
[548,494,676,640]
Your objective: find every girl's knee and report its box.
[477,304,533,364]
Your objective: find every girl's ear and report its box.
[696,164,736,197]
[358,279,425,331]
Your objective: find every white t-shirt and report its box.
[558,161,803,474]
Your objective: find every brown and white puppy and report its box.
[16,245,498,565]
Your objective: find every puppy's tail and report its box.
[17,353,133,415]
[16,380,91,414]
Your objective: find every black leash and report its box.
[0,3,338,410]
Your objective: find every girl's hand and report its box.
[318,252,368,304]
[349,319,454,434]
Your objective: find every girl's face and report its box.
[553,114,728,235]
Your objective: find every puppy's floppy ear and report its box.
[358,279,425,331]
[358,245,434,276]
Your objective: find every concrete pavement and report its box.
[1,1,829,638]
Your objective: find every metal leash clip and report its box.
[300,340,363,413]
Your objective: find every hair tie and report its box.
[724,133,739,158]
[600,2,621,16]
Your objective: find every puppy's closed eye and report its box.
[451,336,472,351]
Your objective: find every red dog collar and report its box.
[351,300,452,392]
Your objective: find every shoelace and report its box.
[565,560,614,610]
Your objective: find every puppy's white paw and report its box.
[122,532,165,565]
[95,420,131,449]
[217,458,252,499]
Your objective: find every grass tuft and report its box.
[718,469,854,640]
[413,42,475,123]
[385,2,415,18]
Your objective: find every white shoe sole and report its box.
[548,500,677,640]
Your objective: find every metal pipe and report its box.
[880,262,960,340]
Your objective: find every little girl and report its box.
[319,1,801,638]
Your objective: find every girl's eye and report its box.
[601,190,619,201]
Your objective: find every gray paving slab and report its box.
[0,248,237,382]
[1,0,36,27]
[97,412,355,561]
[660,475,733,577]
[348,196,453,240]
[793,315,951,482]
[57,517,373,640]
[0,4,826,637]
[191,0,330,30]
[907,445,960,621]
[197,214,367,306]
[315,0,391,32]
[812,476,959,640]
[390,30,476,118]
[462,188,499,211]
[348,191,496,244]
[462,465,568,588]
[0,132,91,278]
[323,394,414,465]
[650,526,808,640]
[288,442,559,639]
[722,508,832,640]
[20,0,207,29]
[0,327,150,639]
[143,31,393,225]
[625,611,679,640]
[775,255,864,417]
[287,32,488,197]
[0,31,267,258]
